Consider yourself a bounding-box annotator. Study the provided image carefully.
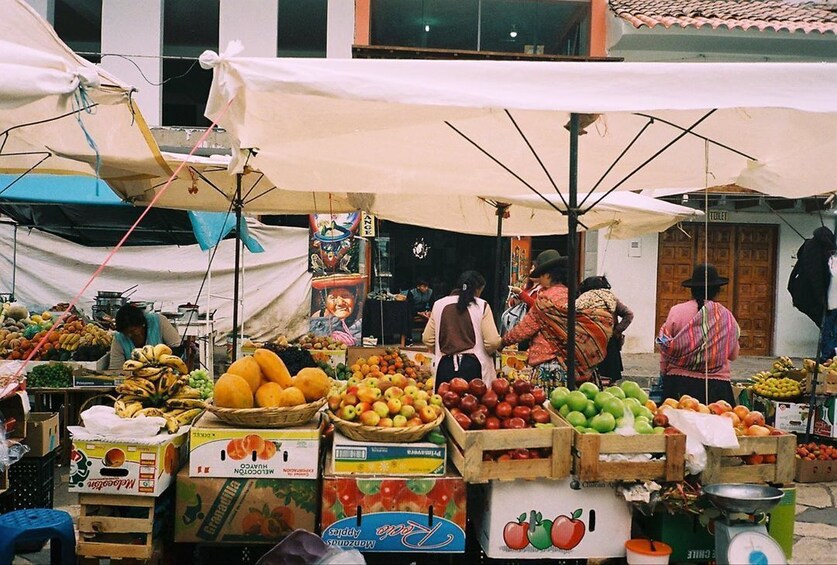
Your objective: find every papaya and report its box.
[214,373,254,408]
[255,382,284,408]
[227,356,263,394]
[253,348,293,387]
[277,386,306,407]
[293,367,331,402]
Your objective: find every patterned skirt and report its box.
[531,361,568,395]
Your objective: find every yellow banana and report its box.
[172,386,201,399]
[134,407,164,418]
[175,408,204,425]
[157,372,178,396]
[122,401,145,418]
[154,344,173,360]
[125,376,157,395]
[136,366,165,379]
[158,354,189,375]
[132,348,150,363]
[116,383,151,398]
[141,345,157,364]
[166,398,205,409]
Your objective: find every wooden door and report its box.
[655,223,777,355]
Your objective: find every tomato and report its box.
[551,509,586,550]
[503,514,530,550]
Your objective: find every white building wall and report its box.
[598,211,828,357]
[327,0,355,58]
[100,0,163,127]
[25,0,53,21]
[220,0,277,57]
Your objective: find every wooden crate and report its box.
[77,493,168,562]
[700,432,796,485]
[443,407,572,483]
[547,405,686,482]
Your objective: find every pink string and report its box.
[13,99,235,380]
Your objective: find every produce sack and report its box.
[72,405,165,438]
[666,409,739,475]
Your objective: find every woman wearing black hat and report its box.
[657,264,740,405]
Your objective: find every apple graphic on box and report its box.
[503,513,530,550]
[551,508,586,550]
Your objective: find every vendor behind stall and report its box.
[108,305,182,370]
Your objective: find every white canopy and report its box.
[0,0,170,181]
[199,48,837,200]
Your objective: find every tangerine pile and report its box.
[350,349,430,384]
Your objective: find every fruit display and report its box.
[187,368,214,400]
[0,308,111,362]
[316,360,352,381]
[796,442,837,462]
[549,380,660,435]
[113,344,203,433]
[27,362,73,388]
[746,356,803,400]
[441,377,553,436]
[217,349,332,409]
[294,333,347,351]
[349,349,432,386]
[327,372,441,428]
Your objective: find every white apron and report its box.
[430,295,495,385]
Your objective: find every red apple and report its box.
[491,378,510,397]
[531,407,550,424]
[518,393,535,407]
[513,405,531,422]
[468,379,487,398]
[495,401,513,419]
[504,392,519,407]
[507,417,526,429]
[419,405,438,423]
[460,394,479,414]
[472,404,489,417]
[442,391,460,408]
[485,416,501,430]
[437,382,450,395]
[471,411,487,428]
[653,412,669,427]
[449,407,462,417]
[453,412,472,430]
[512,379,532,395]
[449,378,469,395]
[511,448,530,460]
[532,388,546,406]
[481,390,499,411]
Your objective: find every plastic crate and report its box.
[0,450,56,512]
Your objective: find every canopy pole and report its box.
[231,174,243,362]
[11,223,17,300]
[566,113,580,390]
[493,204,509,324]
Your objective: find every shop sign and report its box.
[322,511,465,552]
[360,212,377,237]
[708,210,728,222]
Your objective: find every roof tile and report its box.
[610,0,837,34]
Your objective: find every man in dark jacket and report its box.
[788,226,836,327]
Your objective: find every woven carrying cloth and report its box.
[658,301,739,376]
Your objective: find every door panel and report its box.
[655,223,777,356]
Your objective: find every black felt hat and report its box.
[681,264,729,288]
[530,249,566,277]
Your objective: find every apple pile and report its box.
[327,374,443,428]
[440,377,552,432]
[549,381,666,435]
[796,442,837,461]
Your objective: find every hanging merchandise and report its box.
[412,237,430,260]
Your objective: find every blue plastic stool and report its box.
[0,509,75,565]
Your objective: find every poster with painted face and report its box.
[309,275,366,346]
[308,213,361,275]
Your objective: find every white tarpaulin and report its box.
[0,221,311,340]
[0,0,170,181]
[199,49,837,200]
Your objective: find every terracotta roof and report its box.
[610,0,837,34]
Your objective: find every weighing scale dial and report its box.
[727,530,787,565]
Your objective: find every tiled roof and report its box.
[610,0,837,34]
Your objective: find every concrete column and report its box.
[25,0,54,22]
[220,0,278,56]
[100,0,163,126]
[327,0,354,58]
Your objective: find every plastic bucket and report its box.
[625,539,672,565]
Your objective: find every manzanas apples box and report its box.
[175,469,317,543]
[332,431,445,476]
[69,427,188,496]
[189,412,321,479]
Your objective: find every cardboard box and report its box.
[332,431,445,476]
[320,456,466,553]
[175,469,317,543]
[774,401,812,434]
[401,348,433,369]
[813,397,837,438]
[0,391,29,439]
[474,478,631,559]
[189,412,321,479]
[795,457,837,483]
[498,349,532,380]
[23,412,59,457]
[347,346,387,366]
[69,427,188,496]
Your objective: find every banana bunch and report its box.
[114,345,204,433]
[78,323,111,348]
[58,333,81,351]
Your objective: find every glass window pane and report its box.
[163,0,219,126]
[54,0,102,63]
[371,0,479,51]
[278,0,327,57]
[480,0,589,56]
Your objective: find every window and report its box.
[53,0,103,63]
[162,0,220,127]
[370,0,589,56]
[278,0,328,57]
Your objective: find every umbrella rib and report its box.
[241,172,265,202]
[0,104,99,154]
[0,154,51,198]
[243,184,279,206]
[580,118,654,208]
[633,112,756,161]
[190,167,231,200]
[445,121,566,217]
[582,109,717,215]
[503,110,569,210]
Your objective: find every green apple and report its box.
[574,425,587,433]
[638,407,655,421]
[578,382,600,400]
[620,380,648,404]
[583,427,600,434]
[583,400,598,420]
[602,397,626,419]
[559,403,571,417]
[634,420,654,435]
[566,391,589,413]
[624,397,643,417]
[590,412,617,433]
[605,386,626,400]
[653,426,666,434]
[550,388,569,409]
[566,411,588,428]
[594,391,615,410]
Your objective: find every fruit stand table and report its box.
[26,386,116,465]
[362,299,412,346]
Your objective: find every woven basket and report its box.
[204,398,326,428]
[328,410,444,443]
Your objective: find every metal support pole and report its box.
[11,223,17,300]
[493,204,509,324]
[231,174,243,362]
[566,113,580,390]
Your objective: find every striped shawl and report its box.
[658,301,740,375]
